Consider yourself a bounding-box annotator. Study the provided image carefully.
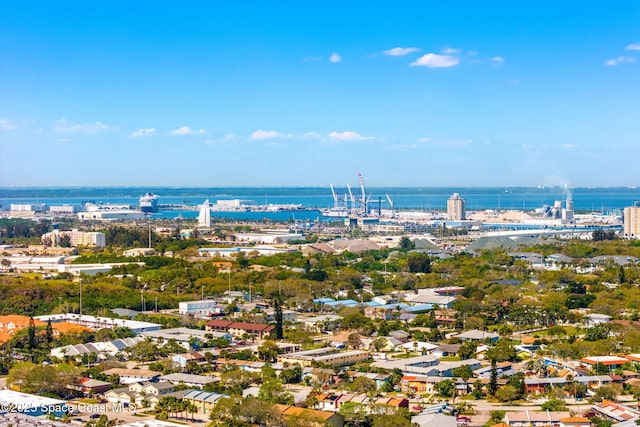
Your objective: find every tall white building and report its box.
[624,206,640,239]
[198,199,212,227]
[447,193,466,221]
[178,300,220,316]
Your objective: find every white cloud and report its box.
[442,47,461,54]
[561,143,576,149]
[327,131,372,141]
[169,126,206,135]
[410,53,459,68]
[417,138,432,143]
[625,43,640,51]
[492,56,505,64]
[604,56,636,66]
[251,130,287,140]
[130,128,156,138]
[54,119,117,134]
[302,132,322,139]
[383,47,420,56]
[329,52,341,63]
[0,118,17,131]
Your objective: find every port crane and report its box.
[386,194,396,218]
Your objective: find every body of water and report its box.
[1,187,638,221]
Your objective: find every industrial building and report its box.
[624,206,640,239]
[178,299,221,316]
[446,193,466,221]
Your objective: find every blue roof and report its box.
[376,303,410,310]
[324,299,359,307]
[361,301,382,307]
[403,304,434,313]
[313,298,335,304]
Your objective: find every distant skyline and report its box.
[1,2,639,188]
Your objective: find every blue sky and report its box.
[1,2,639,187]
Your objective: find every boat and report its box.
[139,193,159,213]
[320,206,350,218]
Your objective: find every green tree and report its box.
[258,340,279,363]
[406,253,432,273]
[274,298,284,340]
[486,410,506,426]
[398,237,415,252]
[338,402,368,427]
[495,385,519,403]
[459,341,477,360]
[452,365,474,394]
[349,376,377,394]
[45,319,54,348]
[435,379,455,399]
[261,362,277,382]
[371,409,416,427]
[258,379,294,405]
[280,365,302,384]
[486,339,517,362]
[541,398,568,411]
[488,359,498,396]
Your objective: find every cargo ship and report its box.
[139,193,159,213]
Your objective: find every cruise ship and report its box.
[139,193,159,213]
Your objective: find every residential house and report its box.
[303,315,342,332]
[140,327,230,350]
[104,387,137,406]
[129,381,175,397]
[455,329,500,342]
[181,389,227,415]
[205,320,274,339]
[399,341,439,354]
[585,313,612,327]
[171,351,206,369]
[159,373,219,389]
[432,344,461,358]
[403,290,456,309]
[315,393,408,414]
[558,417,592,427]
[101,368,162,385]
[401,375,468,396]
[364,304,409,321]
[581,356,630,371]
[591,400,640,424]
[276,404,344,427]
[504,411,572,427]
[66,378,111,397]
